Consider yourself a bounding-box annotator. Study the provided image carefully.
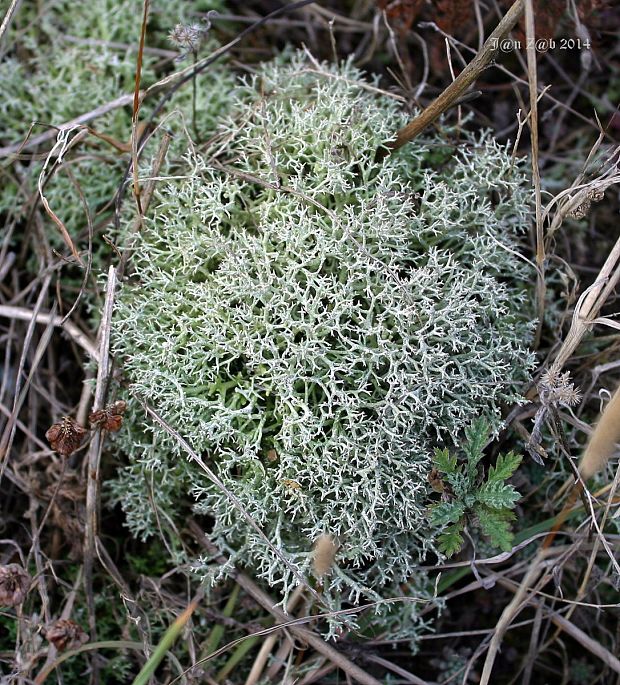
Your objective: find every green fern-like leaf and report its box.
[464,418,490,482]
[433,447,457,475]
[476,480,520,509]
[444,470,471,499]
[430,501,466,527]
[487,451,522,484]
[464,418,490,465]
[475,505,516,552]
[437,521,465,558]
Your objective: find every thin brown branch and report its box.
[385,0,525,152]
[0,305,98,360]
[0,95,135,158]
[83,266,117,660]
[524,0,545,348]
[189,522,384,685]
[0,0,22,43]
[130,0,150,214]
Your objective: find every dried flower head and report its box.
[44,619,89,651]
[313,534,338,578]
[538,369,582,408]
[46,417,87,457]
[89,400,127,432]
[528,369,581,462]
[568,200,591,220]
[169,23,204,56]
[0,564,31,607]
[568,188,604,221]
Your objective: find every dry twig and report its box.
[189,521,384,685]
[385,0,525,151]
[83,266,117,658]
[0,305,98,360]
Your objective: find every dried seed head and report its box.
[313,534,338,578]
[588,188,604,203]
[169,23,203,53]
[89,400,127,432]
[46,417,87,457]
[44,619,89,651]
[538,369,581,408]
[568,200,591,220]
[0,564,31,607]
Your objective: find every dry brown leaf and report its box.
[433,0,473,35]
[377,0,425,34]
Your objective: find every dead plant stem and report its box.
[385,0,525,151]
[83,266,117,667]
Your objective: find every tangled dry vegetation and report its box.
[1,1,620,684]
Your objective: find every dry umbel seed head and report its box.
[312,534,338,578]
[44,619,89,651]
[89,400,127,432]
[0,564,31,607]
[45,417,87,457]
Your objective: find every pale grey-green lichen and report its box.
[0,0,229,242]
[110,52,535,639]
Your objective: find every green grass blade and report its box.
[130,597,199,685]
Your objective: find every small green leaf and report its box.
[463,417,490,469]
[477,480,520,509]
[430,500,466,527]
[475,505,516,552]
[443,470,469,498]
[437,521,465,557]
[433,447,457,474]
[487,451,522,484]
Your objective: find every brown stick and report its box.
[523,0,545,348]
[488,570,620,678]
[0,94,136,158]
[189,522,383,685]
[83,266,117,668]
[0,305,98,360]
[386,0,525,152]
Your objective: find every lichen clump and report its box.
[112,54,534,634]
[0,0,229,234]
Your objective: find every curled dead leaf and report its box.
[427,467,445,493]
